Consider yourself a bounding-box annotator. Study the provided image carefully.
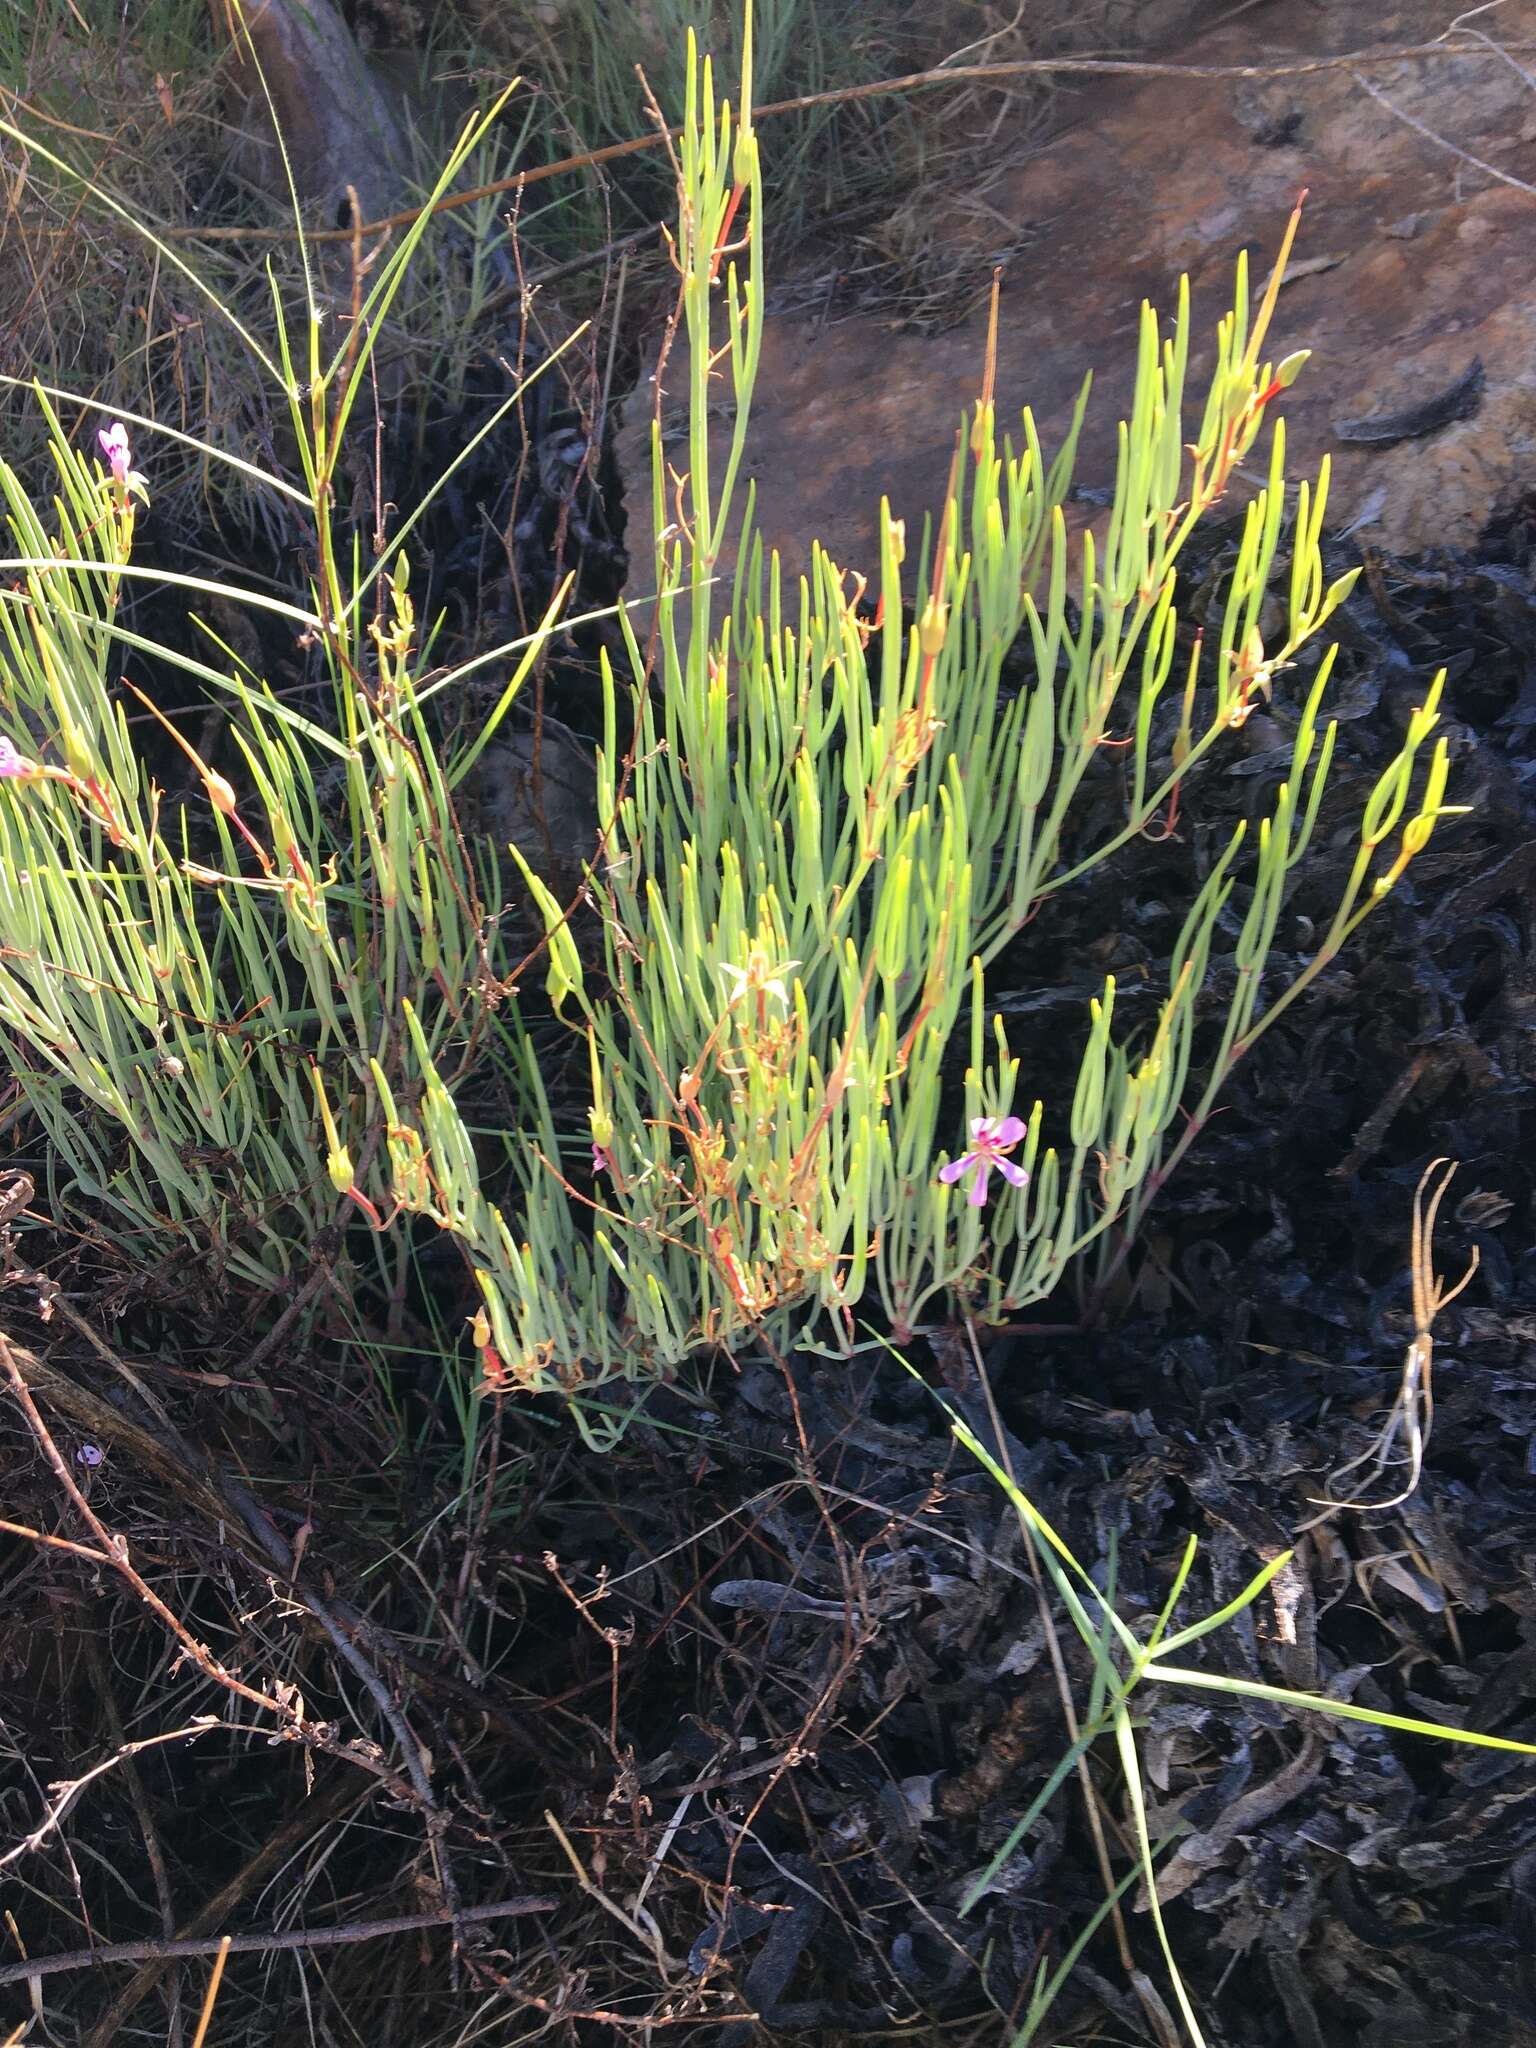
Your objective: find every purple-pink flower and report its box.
[96,420,147,505]
[938,1115,1030,1208]
[0,736,37,780]
[98,420,132,485]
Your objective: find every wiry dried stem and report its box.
[1309,1158,1479,1515]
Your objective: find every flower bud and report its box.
[203,769,240,817]
[587,1030,613,1149]
[732,124,758,190]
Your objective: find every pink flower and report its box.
[938,1115,1030,1208]
[0,736,37,780]
[591,1143,609,1175]
[96,421,147,504]
[98,420,132,485]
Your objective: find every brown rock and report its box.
[462,723,596,897]
[620,0,1536,588]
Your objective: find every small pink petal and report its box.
[992,1116,1027,1147]
[937,1156,971,1185]
[0,737,31,778]
[996,1158,1030,1188]
[968,1116,995,1142]
[98,422,131,482]
[968,1163,990,1207]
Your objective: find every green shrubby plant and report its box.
[0,13,1461,1445]
[1,26,1512,2040]
[0,97,558,1298]
[488,23,1460,1422]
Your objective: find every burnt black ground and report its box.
[2,449,1534,2045]
[479,497,1536,2046]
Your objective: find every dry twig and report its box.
[153,33,1514,246]
[0,1899,556,1990]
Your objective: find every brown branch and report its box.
[462,224,660,330]
[0,1514,116,1564]
[1,1324,269,1557]
[3,1305,547,1747]
[151,34,1506,245]
[3,1315,472,1947]
[0,1334,418,1805]
[0,1898,557,1990]
[1352,66,1536,198]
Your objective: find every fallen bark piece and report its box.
[1334,357,1487,447]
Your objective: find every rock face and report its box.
[463,725,597,893]
[620,0,1536,586]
